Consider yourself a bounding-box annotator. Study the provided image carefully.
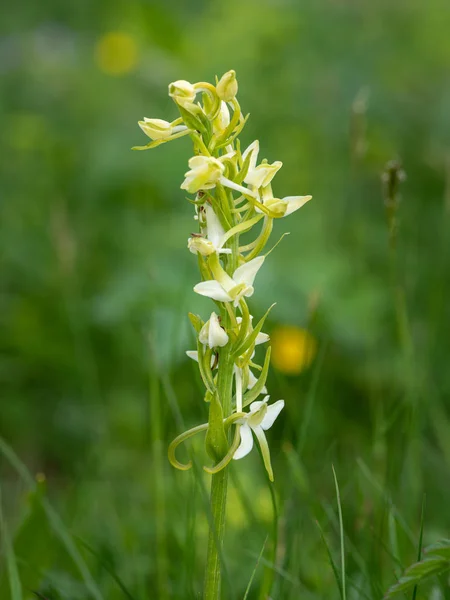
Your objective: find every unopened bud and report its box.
[216,70,238,102]
[169,80,196,105]
[187,237,215,256]
[138,118,172,140]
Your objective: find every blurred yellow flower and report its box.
[95,32,138,76]
[271,326,317,375]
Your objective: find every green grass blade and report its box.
[0,436,103,600]
[242,536,268,600]
[0,485,23,600]
[316,519,344,600]
[332,465,347,600]
[411,494,426,600]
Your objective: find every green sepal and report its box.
[234,143,253,184]
[233,304,275,359]
[188,312,204,334]
[215,113,250,150]
[233,300,251,350]
[205,392,229,462]
[197,339,215,394]
[214,183,234,229]
[177,104,207,136]
[131,139,167,151]
[242,347,271,408]
[220,213,264,248]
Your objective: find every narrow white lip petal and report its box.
[283,195,312,216]
[233,423,254,460]
[255,332,270,345]
[193,280,232,302]
[233,256,265,286]
[204,204,225,249]
[186,350,199,362]
[209,312,228,348]
[260,399,285,430]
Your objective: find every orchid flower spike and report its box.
[135,70,313,486]
[233,396,285,481]
[194,256,265,306]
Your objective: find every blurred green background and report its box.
[2,0,450,598]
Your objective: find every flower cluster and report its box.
[135,71,311,481]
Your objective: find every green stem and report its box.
[203,350,234,599]
[204,197,239,600]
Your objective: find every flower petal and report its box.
[255,332,270,345]
[232,256,265,287]
[283,195,312,216]
[247,370,268,394]
[260,399,284,430]
[205,204,225,249]
[208,312,229,348]
[233,423,254,460]
[249,396,269,414]
[242,140,259,173]
[193,280,232,302]
[186,350,199,362]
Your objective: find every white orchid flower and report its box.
[181,152,258,198]
[188,204,231,256]
[194,256,264,306]
[181,156,225,194]
[233,396,284,481]
[242,140,282,190]
[199,312,229,348]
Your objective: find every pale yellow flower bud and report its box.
[169,80,196,105]
[138,118,172,140]
[187,237,215,256]
[216,70,238,102]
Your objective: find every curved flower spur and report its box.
[134,70,312,481]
